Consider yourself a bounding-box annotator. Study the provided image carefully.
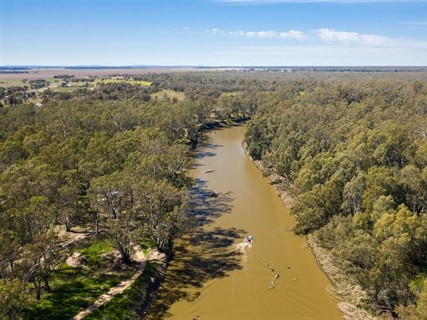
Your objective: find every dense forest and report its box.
[245,76,427,318]
[1,69,426,319]
[0,72,258,319]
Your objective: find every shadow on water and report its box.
[146,179,246,319]
[187,179,234,225]
[190,142,223,169]
[194,143,222,159]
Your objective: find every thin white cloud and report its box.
[208,28,224,34]
[280,30,305,40]
[209,43,427,66]
[208,27,388,44]
[226,29,306,40]
[206,27,427,62]
[316,28,389,46]
[254,31,276,38]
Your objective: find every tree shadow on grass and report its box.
[146,180,246,319]
[22,265,136,320]
[22,274,99,320]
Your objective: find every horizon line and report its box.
[2,65,427,69]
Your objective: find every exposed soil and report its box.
[306,235,376,320]
[65,252,88,268]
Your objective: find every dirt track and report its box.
[70,246,165,320]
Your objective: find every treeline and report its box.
[245,78,427,318]
[0,73,258,319]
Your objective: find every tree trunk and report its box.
[94,211,99,235]
[118,245,132,265]
[44,277,51,292]
[34,279,42,300]
[64,215,71,232]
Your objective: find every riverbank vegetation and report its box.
[245,75,427,318]
[1,68,427,319]
[0,70,258,319]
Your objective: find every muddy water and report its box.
[147,125,341,320]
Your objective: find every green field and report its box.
[94,77,151,86]
[151,89,185,101]
[0,75,151,89]
[0,78,33,88]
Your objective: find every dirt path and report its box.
[70,245,163,320]
[70,263,146,320]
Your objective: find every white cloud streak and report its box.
[209,43,427,66]
[280,30,306,40]
[209,28,306,40]
[206,27,427,65]
[208,27,391,45]
[316,28,389,46]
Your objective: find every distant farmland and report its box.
[0,67,199,80]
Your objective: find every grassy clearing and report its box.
[84,262,162,320]
[0,78,29,87]
[151,89,185,101]
[49,86,84,92]
[220,91,241,97]
[95,77,151,87]
[23,265,126,320]
[22,235,138,320]
[0,77,60,89]
[1,75,151,89]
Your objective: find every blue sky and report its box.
[1,0,427,66]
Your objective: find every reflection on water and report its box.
[146,125,342,320]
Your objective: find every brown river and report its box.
[147,125,342,320]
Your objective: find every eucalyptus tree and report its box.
[244,75,427,313]
[133,178,188,255]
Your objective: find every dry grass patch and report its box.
[151,89,185,101]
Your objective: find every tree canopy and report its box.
[245,76,427,317]
[1,69,427,319]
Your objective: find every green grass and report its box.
[23,265,126,320]
[95,77,151,87]
[50,86,83,92]
[21,235,137,320]
[151,89,185,101]
[77,236,115,268]
[0,78,29,87]
[0,77,57,89]
[84,262,161,320]
[1,75,151,90]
